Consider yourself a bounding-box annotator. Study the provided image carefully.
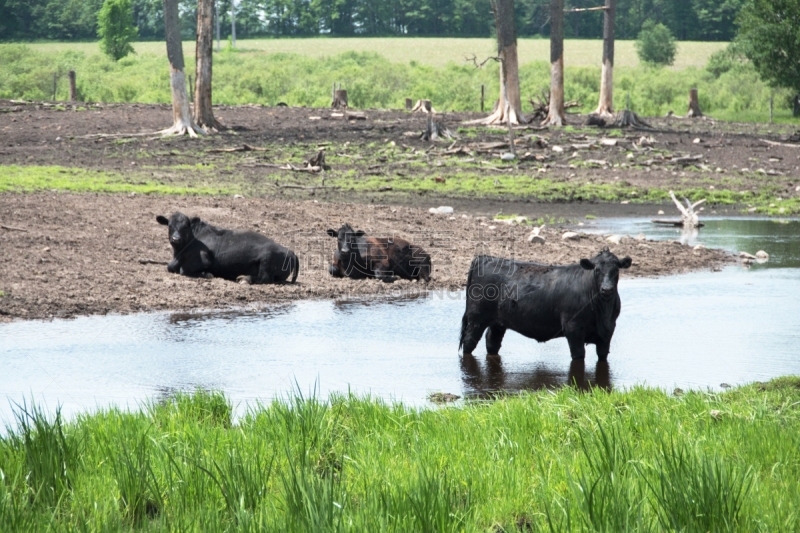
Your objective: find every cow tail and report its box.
[459,256,480,352]
[290,252,299,283]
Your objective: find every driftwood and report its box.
[761,139,800,148]
[138,258,169,265]
[652,191,705,228]
[1,224,28,232]
[345,111,367,121]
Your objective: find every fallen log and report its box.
[138,258,168,265]
[206,144,264,153]
[1,224,28,232]
[652,219,705,228]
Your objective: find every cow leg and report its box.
[566,334,586,360]
[595,340,610,361]
[484,324,506,356]
[460,314,489,355]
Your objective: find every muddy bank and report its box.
[0,193,732,321]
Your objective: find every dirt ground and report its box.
[0,192,732,322]
[1,100,799,201]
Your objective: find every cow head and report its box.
[326,224,365,255]
[156,212,197,249]
[580,248,632,300]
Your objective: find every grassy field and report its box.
[22,38,726,70]
[2,378,799,531]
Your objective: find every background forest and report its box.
[0,0,744,42]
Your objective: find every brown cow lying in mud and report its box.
[326,223,432,282]
[157,212,299,284]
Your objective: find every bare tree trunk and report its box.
[230,0,236,48]
[477,0,526,125]
[194,0,222,131]
[161,0,204,136]
[215,0,220,52]
[544,0,565,126]
[594,0,615,117]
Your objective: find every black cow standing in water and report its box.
[156,212,298,284]
[326,223,432,282]
[459,249,631,360]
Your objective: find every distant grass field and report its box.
[23,38,726,70]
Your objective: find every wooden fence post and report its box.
[52,73,57,101]
[481,84,485,112]
[68,70,77,101]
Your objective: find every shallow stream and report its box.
[2,218,798,422]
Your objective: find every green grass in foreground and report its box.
[2,378,800,531]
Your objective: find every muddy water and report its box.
[2,218,799,422]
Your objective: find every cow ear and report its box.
[156,215,169,225]
[618,256,632,269]
[190,217,201,225]
[355,230,366,237]
[326,229,337,237]
[580,258,595,270]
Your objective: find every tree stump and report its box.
[405,98,413,110]
[421,114,455,141]
[331,89,348,109]
[68,70,77,102]
[687,88,702,118]
[411,99,433,113]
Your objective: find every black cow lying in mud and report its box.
[459,248,631,360]
[156,212,298,284]
[326,223,432,282]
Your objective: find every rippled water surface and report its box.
[2,218,799,422]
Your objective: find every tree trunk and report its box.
[595,0,615,117]
[161,0,204,136]
[544,0,565,126]
[230,0,236,47]
[194,0,222,131]
[68,70,77,102]
[477,0,526,125]
[214,0,220,52]
[686,87,702,118]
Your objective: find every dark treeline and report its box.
[0,0,743,42]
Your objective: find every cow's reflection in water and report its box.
[460,354,611,398]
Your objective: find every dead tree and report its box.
[652,191,705,228]
[161,0,204,136]
[594,0,615,118]
[193,0,223,131]
[686,88,702,118]
[544,0,565,125]
[478,0,527,125]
